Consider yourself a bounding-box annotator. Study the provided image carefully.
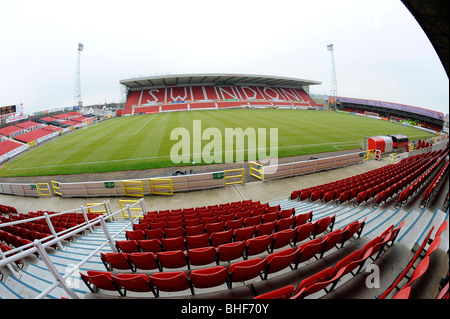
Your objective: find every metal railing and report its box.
[0,198,147,299]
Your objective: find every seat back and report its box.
[190,266,229,289]
[210,229,233,247]
[156,250,189,270]
[127,252,160,271]
[217,241,246,262]
[187,246,218,266]
[186,233,210,249]
[253,285,295,299]
[245,235,273,258]
[149,271,192,296]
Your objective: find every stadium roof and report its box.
[120,73,322,90]
[401,0,449,77]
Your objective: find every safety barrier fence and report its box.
[1,152,371,198]
[0,199,147,299]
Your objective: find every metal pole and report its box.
[44,212,64,250]
[33,240,79,299]
[99,215,117,253]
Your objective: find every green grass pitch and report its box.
[0,109,435,177]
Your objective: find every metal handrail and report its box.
[0,198,146,299]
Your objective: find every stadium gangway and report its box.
[0,198,147,299]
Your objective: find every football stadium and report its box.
[0,0,448,307]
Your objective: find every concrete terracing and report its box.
[0,147,448,300]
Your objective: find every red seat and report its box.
[100,252,133,271]
[205,221,225,234]
[276,216,295,232]
[210,229,233,247]
[292,267,345,299]
[156,250,190,270]
[125,229,146,241]
[225,218,244,231]
[294,238,326,268]
[341,218,366,247]
[186,233,210,249]
[294,211,313,227]
[244,235,273,259]
[233,226,256,242]
[292,222,316,245]
[149,271,193,297]
[143,228,165,240]
[127,252,161,271]
[161,236,186,251]
[244,215,262,227]
[187,246,218,266]
[255,221,276,236]
[166,219,183,229]
[313,215,335,238]
[392,286,411,299]
[254,285,294,299]
[263,248,299,279]
[322,190,336,203]
[403,256,430,288]
[149,221,166,230]
[137,239,163,253]
[164,226,185,238]
[267,204,281,213]
[79,270,123,296]
[112,274,155,296]
[217,241,246,262]
[262,211,279,224]
[332,248,373,279]
[115,240,140,253]
[320,229,347,258]
[270,228,296,253]
[218,214,235,223]
[185,224,205,236]
[228,258,267,288]
[251,207,265,217]
[279,208,295,219]
[184,218,201,227]
[190,266,229,292]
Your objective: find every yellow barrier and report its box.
[87,203,108,214]
[119,199,144,218]
[122,180,144,197]
[388,153,397,164]
[37,183,51,197]
[150,178,173,196]
[363,149,381,161]
[249,162,264,180]
[51,181,62,196]
[224,169,244,185]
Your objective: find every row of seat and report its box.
[105,215,346,274]
[419,160,449,208]
[129,208,301,241]
[290,150,429,200]
[378,220,447,299]
[0,204,18,215]
[293,149,447,210]
[115,211,321,255]
[138,203,280,229]
[396,152,449,208]
[254,220,406,299]
[81,218,365,297]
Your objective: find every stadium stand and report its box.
[13,128,55,143]
[122,82,317,116]
[0,140,25,157]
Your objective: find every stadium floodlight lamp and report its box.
[327,44,334,51]
[78,43,84,51]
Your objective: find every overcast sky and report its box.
[0,0,448,115]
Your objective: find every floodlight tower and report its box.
[327,43,338,106]
[74,43,84,107]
